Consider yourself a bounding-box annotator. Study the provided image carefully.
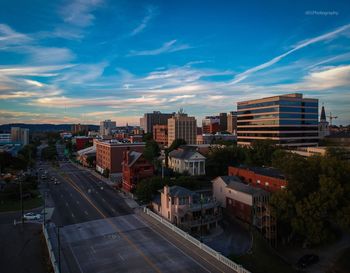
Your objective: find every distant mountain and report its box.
[0,123,99,133]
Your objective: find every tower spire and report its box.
[320,104,326,121]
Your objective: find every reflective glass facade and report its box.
[237,94,319,147]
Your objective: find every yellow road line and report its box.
[57,169,162,273]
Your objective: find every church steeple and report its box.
[320,104,326,121]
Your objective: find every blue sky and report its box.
[0,0,349,125]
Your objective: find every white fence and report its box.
[42,225,60,273]
[143,207,250,273]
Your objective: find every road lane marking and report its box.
[84,211,88,215]
[118,254,125,261]
[71,213,75,218]
[60,172,162,273]
[76,201,79,204]
[91,246,96,254]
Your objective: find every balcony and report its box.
[179,213,222,229]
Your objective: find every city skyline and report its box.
[1,0,350,125]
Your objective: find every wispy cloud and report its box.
[59,0,103,28]
[128,40,191,56]
[230,23,350,84]
[130,6,157,36]
[0,24,31,46]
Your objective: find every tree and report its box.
[86,156,95,167]
[143,140,160,163]
[142,133,153,142]
[168,139,187,152]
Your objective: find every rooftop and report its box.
[237,165,286,180]
[161,185,196,197]
[168,147,206,160]
[217,176,269,196]
[125,151,143,167]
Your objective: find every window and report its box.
[257,180,260,184]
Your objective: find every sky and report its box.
[0,0,350,126]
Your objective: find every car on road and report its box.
[54,180,61,185]
[23,212,41,220]
[41,175,47,179]
[297,254,319,268]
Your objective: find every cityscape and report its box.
[0,1,350,273]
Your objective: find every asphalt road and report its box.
[38,144,236,273]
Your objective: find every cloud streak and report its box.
[130,6,157,36]
[128,40,191,56]
[230,23,350,84]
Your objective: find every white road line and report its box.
[84,210,88,215]
[65,202,68,207]
[76,201,79,204]
[90,246,96,254]
[71,213,75,218]
[118,253,125,261]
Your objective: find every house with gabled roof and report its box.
[168,147,206,175]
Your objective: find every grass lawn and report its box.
[230,231,296,273]
[0,194,43,212]
[328,247,350,273]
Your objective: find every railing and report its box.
[143,207,250,273]
[180,214,223,228]
[42,224,60,273]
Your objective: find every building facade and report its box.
[212,176,275,244]
[167,112,197,145]
[202,116,220,134]
[11,127,29,145]
[219,112,227,131]
[122,150,154,192]
[228,166,287,192]
[152,185,221,234]
[168,147,206,176]
[95,140,145,175]
[73,136,93,151]
[99,120,116,136]
[140,111,174,134]
[0,134,11,144]
[227,111,237,135]
[237,93,319,147]
[71,124,89,135]
[153,124,168,147]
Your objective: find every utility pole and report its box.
[20,177,24,227]
[57,226,61,273]
[43,191,46,226]
[200,194,203,243]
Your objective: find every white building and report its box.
[99,120,116,136]
[11,127,29,145]
[0,133,11,144]
[168,147,206,175]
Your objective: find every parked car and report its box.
[54,180,61,185]
[41,175,47,179]
[297,254,319,268]
[23,212,41,220]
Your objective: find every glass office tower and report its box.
[237,93,319,147]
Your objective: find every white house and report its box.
[168,147,206,175]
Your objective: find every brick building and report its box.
[122,150,154,192]
[73,136,93,151]
[202,116,220,134]
[153,124,168,147]
[228,166,287,192]
[95,140,145,175]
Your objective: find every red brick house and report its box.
[228,166,287,192]
[122,150,154,192]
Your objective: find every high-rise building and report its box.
[71,124,89,134]
[319,105,330,139]
[11,127,29,145]
[99,120,116,136]
[202,116,220,134]
[168,112,197,145]
[140,111,174,134]
[219,113,227,131]
[227,111,237,135]
[237,93,319,147]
